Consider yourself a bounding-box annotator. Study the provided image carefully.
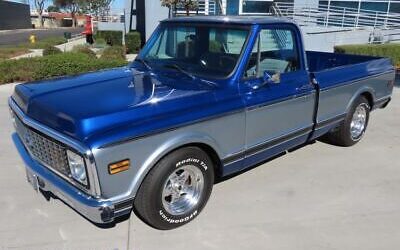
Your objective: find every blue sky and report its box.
[111,0,125,11]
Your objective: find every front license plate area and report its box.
[26,168,39,192]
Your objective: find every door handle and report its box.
[296,84,313,92]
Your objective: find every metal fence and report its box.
[97,15,125,23]
[275,2,400,29]
[175,0,218,16]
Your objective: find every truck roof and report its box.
[161,15,296,25]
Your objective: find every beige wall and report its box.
[31,17,61,28]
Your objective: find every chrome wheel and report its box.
[350,104,368,140]
[161,165,204,216]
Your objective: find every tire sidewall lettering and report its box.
[158,156,208,224]
[175,157,208,171]
[159,209,198,224]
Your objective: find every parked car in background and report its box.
[9,16,395,230]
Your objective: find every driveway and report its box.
[0,83,399,250]
[0,27,83,47]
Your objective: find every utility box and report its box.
[125,0,169,46]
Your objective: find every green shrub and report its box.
[72,45,96,58]
[0,52,127,84]
[96,31,123,46]
[93,37,107,48]
[125,32,141,53]
[43,46,62,56]
[100,46,126,60]
[334,43,400,68]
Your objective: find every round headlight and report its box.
[66,150,87,186]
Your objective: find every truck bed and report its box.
[306,51,394,90]
[306,51,395,139]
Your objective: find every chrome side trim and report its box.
[99,108,245,149]
[222,125,312,165]
[315,113,346,130]
[246,91,316,112]
[100,92,316,149]
[8,97,102,198]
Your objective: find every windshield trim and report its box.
[135,23,253,81]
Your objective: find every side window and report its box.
[245,28,300,78]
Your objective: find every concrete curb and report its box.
[10,38,87,60]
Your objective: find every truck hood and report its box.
[12,67,222,146]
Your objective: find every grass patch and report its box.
[334,43,400,68]
[72,45,97,58]
[100,46,126,60]
[0,47,30,60]
[24,36,67,49]
[0,52,127,84]
[0,36,67,59]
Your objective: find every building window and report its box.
[242,1,272,14]
[360,2,388,12]
[390,3,400,13]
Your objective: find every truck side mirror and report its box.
[263,71,273,84]
[248,71,281,90]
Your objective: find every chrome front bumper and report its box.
[12,133,133,224]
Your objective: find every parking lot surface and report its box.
[0,28,83,47]
[0,83,399,250]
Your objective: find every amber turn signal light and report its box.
[109,159,130,175]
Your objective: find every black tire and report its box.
[324,96,370,147]
[134,147,214,230]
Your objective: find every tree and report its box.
[77,0,113,18]
[161,0,179,17]
[180,0,198,16]
[34,0,48,27]
[160,0,198,17]
[47,5,60,12]
[54,0,80,27]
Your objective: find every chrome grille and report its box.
[14,114,70,177]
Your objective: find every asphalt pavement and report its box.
[0,27,83,47]
[0,83,399,250]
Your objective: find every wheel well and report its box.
[181,143,223,182]
[360,92,374,109]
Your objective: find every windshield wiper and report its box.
[163,63,196,80]
[134,58,152,70]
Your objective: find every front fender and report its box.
[127,132,222,198]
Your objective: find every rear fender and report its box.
[345,86,375,113]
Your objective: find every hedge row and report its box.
[334,44,400,67]
[95,31,142,53]
[0,52,127,84]
[125,32,141,53]
[96,31,123,46]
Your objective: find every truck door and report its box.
[240,25,316,166]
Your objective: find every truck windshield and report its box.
[140,24,250,78]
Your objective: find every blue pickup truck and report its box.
[9,16,395,230]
